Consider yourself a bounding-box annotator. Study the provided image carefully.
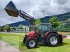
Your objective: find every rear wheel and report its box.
[45,33,60,46]
[26,38,37,49]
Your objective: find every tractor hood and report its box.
[27,31,35,35]
[27,31,36,36]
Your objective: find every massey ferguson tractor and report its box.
[5,1,63,48]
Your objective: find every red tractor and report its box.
[5,1,63,49]
[23,23,62,48]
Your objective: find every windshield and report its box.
[38,24,52,31]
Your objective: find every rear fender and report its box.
[44,32,58,38]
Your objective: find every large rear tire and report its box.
[45,33,60,47]
[26,38,37,49]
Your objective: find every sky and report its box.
[0,0,70,26]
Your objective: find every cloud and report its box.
[55,0,68,5]
[0,8,23,26]
[0,0,70,25]
[33,0,70,17]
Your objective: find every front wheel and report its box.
[26,38,37,49]
[45,33,60,47]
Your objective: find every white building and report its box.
[11,26,29,32]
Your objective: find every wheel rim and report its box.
[29,40,35,47]
[50,36,58,45]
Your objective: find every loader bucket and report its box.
[5,1,18,17]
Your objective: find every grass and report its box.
[0,32,70,52]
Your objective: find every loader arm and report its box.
[18,10,35,25]
[5,1,35,26]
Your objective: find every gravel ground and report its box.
[0,40,21,52]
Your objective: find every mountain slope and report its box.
[41,12,70,23]
[6,20,30,27]
[4,12,70,27]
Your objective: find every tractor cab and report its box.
[31,23,53,38]
[36,23,52,35]
[38,23,52,32]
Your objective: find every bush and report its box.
[49,16,61,31]
[35,19,41,26]
[0,26,3,31]
[4,25,10,32]
[18,24,23,29]
[12,26,16,31]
